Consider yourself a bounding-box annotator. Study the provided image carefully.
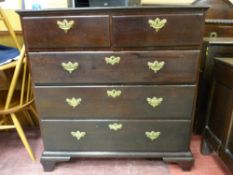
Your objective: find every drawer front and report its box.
[112,14,204,47]
[34,85,195,119]
[41,120,191,152]
[29,50,199,84]
[22,15,110,50]
[205,24,233,38]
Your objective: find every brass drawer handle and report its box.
[107,89,122,98]
[71,130,86,140]
[145,131,161,141]
[147,97,163,108]
[105,56,121,66]
[61,61,79,74]
[148,18,167,32]
[57,19,74,33]
[147,60,165,73]
[108,123,123,131]
[66,97,82,108]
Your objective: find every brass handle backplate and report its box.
[108,123,123,131]
[147,97,163,108]
[71,130,86,140]
[66,97,82,108]
[210,31,218,38]
[107,89,122,98]
[57,19,74,33]
[145,131,161,141]
[61,61,79,74]
[105,56,121,66]
[147,60,165,73]
[148,18,167,32]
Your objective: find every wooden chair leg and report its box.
[10,113,36,161]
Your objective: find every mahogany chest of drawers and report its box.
[18,6,207,172]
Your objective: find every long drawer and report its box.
[29,50,199,84]
[112,14,204,47]
[22,15,110,49]
[41,120,191,152]
[34,85,195,119]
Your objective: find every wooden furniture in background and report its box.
[18,4,207,171]
[194,38,233,134]
[193,0,233,172]
[201,57,233,174]
[195,0,233,38]
[193,0,233,134]
[0,7,38,161]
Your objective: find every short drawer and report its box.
[29,50,199,84]
[22,15,110,50]
[41,120,191,152]
[205,24,233,38]
[34,85,195,119]
[112,14,204,47]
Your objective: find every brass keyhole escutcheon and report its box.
[61,61,79,74]
[105,56,121,66]
[148,18,167,32]
[71,130,86,140]
[108,123,123,131]
[147,60,165,73]
[57,19,74,33]
[66,97,82,108]
[107,89,122,98]
[147,97,163,108]
[145,131,161,141]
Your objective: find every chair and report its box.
[0,7,38,161]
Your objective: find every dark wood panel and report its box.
[214,59,233,87]
[41,120,191,152]
[29,50,200,84]
[202,57,233,174]
[112,14,204,47]
[208,82,232,144]
[208,59,233,144]
[203,45,233,88]
[34,85,195,119]
[22,15,110,49]
[194,43,233,134]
